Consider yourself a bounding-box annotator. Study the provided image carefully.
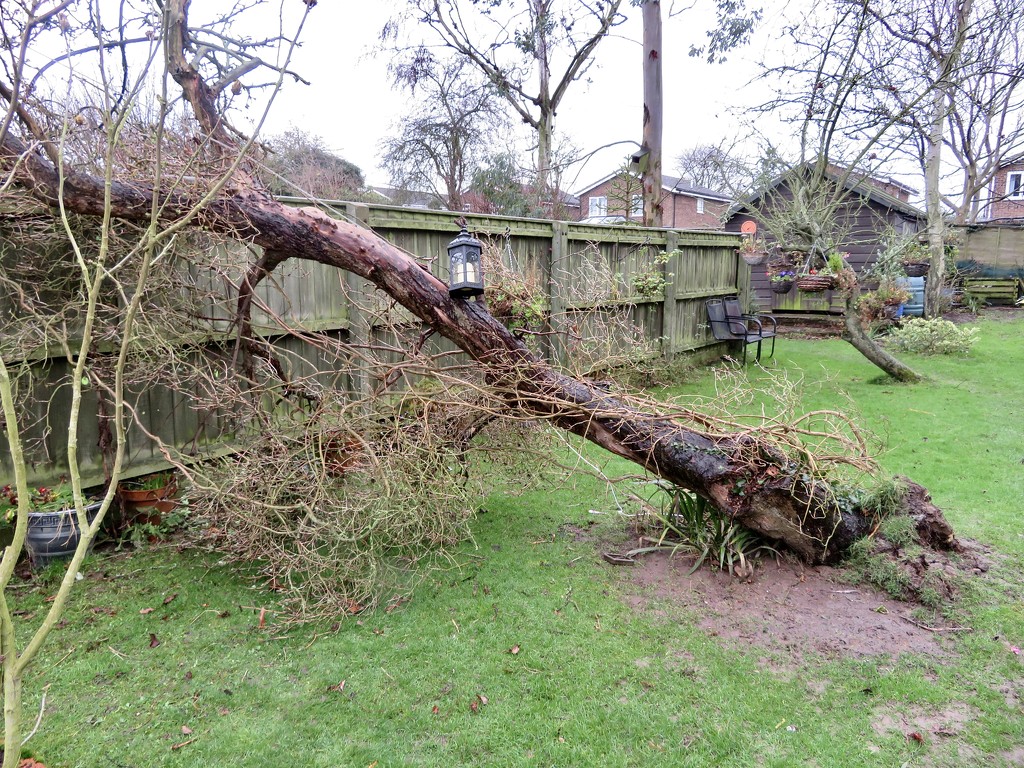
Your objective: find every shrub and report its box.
[887,318,978,355]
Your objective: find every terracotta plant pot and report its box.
[117,474,178,529]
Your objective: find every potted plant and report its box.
[737,236,769,266]
[116,470,179,530]
[857,278,912,325]
[1,482,101,567]
[900,243,930,277]
[769,270,796,293]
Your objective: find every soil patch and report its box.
[621,552,951,662]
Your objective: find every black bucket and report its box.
[26,502,100,567]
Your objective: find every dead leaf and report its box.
[181,725,192,735]
[907,732,924,743]
[257,607,266,629]
[184,671,193,681]
[431,705,439,715]
[163,593,178,605]
[327,680,346,693]
[170,737,196,751]
[507,644,520,655]
[218,707,230,716]
[149,633,160,648]
[470,700,479,714]
[140,608,155,615]
[476,694,488,706]
[218,610,231,618]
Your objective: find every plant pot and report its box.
[902,261,929,277]
[741,252,768,266]
[117,475,179,529]
[795,274,835,293]
[771,279,795,294]
[26,502,101,567]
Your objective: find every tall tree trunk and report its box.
[924,85,947,318]
[534,0,553,200]
[641,0,663,228]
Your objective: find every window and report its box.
[1007,172,1024,199]
[696,197,705,214]
[588,195,608,217]
[630,194,643,218]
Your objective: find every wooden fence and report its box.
[1,202,744,488]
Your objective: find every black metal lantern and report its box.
[447,225,484,298]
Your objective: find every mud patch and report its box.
[871,701,977,739]
[623,552,951,661]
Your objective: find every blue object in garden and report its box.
[897,276,925,317]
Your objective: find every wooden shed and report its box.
[724,169,925,314]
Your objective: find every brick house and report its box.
[575,172,729,228]
[985,157,1024,221]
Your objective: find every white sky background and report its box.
[246,0,828,194]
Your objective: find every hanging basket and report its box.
[902,260,929,277]
[771,278,795,294]
[741,251,768,266]
[795,274,835,293]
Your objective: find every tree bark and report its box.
[841,292,923,383]
[641,0,663,228]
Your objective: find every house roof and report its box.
[727,163,925,220]
[575,171,731,202]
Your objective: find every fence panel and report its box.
[2,202,742,488]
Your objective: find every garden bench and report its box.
[706,298,778,364]
[962,277,1023,306]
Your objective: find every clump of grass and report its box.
[844,538,915,600]
[877,513,917,549]
[630,483,778,575]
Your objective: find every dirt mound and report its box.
[622,552,957,662]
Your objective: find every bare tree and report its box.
[261,127,365,200]
[381,54,505,211]
[676,143,754,194]
[383,0,625,197]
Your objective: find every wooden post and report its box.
[547,221,569,365]
[662,230,680,358]
[344,203,374,405]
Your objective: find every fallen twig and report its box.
[899,615,973,633]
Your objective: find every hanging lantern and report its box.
[447,224,484,298]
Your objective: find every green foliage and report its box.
[630,483,777,575]
[119,471,175,492]
[470,153,533,217]
[632,249,673,298]
[887,318,979,356]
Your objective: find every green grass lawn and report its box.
[16,313,1024,767]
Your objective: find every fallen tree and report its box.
[0,1,957,567]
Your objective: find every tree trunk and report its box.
[641,0,663,228]
[924,85,947,317]
[2,130,959,564]
[534,0,553,200]
[841,291,923,383]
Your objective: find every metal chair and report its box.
[705,298,777,364]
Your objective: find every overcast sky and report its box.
[249,1,812,194]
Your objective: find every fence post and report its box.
[662,230,680,359]
[547,221,569,365]
[343,203,374,405]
